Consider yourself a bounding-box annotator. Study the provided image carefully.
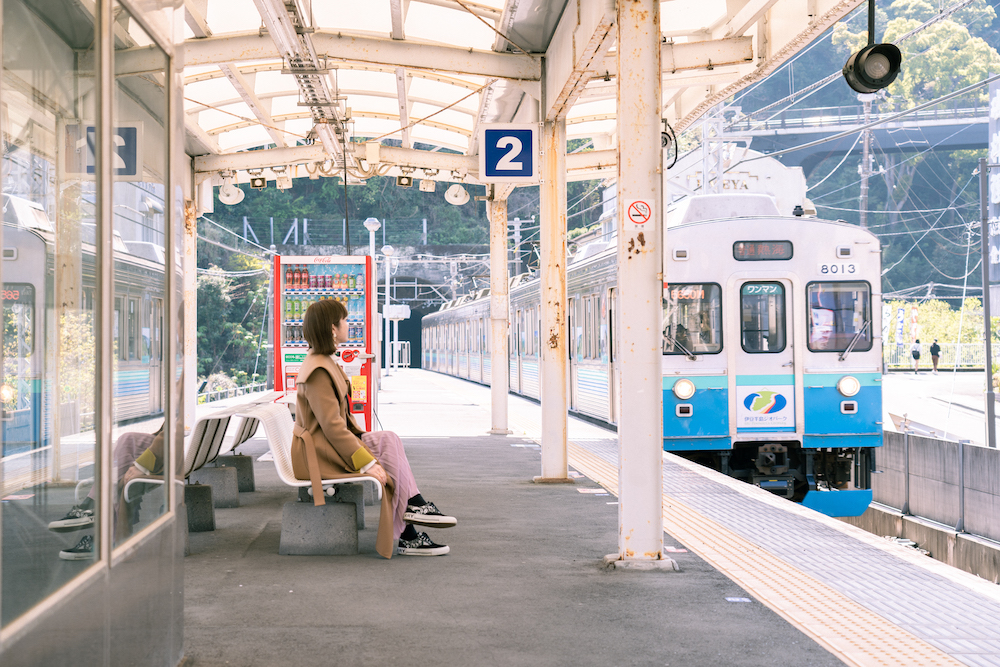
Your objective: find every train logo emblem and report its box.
[627,200,652,224]
[743,391,787,414]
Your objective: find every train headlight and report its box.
[672,378,696,400]
[837,375,861,397]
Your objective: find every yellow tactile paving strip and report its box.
[565,441,964,667]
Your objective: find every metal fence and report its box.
[238,216,490,248]
[884,342,986,370]
[197,381,270,404]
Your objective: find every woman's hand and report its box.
[366,462,389,487]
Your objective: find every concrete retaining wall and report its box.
[842,431,1000,583]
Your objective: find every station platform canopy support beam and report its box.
[488,192,512,436]
[608,0,671,569]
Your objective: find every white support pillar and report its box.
[535,118,570,483]
[489,197,511,435]
[609,0,672,568]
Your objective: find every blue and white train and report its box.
[2,194,167,457]
[422,194,881,517]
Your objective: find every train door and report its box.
[731,279,797,434]
[567,297,577,410]
[511,308,522,393]
[608,288,618,425]
[149,297,163,413]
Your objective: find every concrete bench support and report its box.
[189,466,240,508]
[217,454,255,492]
[298,484,364,529]
[185,484,215,532]
[279,501,358,555]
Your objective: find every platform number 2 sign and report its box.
[479,124,539,184]
[63,122,143,181]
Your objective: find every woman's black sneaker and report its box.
[48,505,94,531]
[59,534,95,561]
[403,501,456,528]
[397,532,449,556]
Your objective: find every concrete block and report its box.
[296,484,364,529]
[279,501,358,555]
[217,454,255,492]
[185,484,215,532]
[363,480,378,506]
[189,466,240,508]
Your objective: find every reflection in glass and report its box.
[662,283,722,355]
[740,282,786,353]
[807,282,872,352]
[2,0,99,626]
[111,3,169,547]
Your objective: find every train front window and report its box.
[807,282,872,352]
[662,283,722,355]
[740,283,786,353]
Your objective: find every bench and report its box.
[236,402,384,555]
[122,411,234,532]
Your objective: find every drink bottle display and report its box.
[277,256,372,428]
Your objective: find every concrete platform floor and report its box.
[183,372,843,667]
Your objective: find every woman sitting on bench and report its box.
[293,298,456,557]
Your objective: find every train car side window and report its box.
[807,281,872,352]
[662,283,722,355]
[740,282,786,353]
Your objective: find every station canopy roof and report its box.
[182,0,863,186]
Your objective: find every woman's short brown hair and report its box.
[303,298,347,355]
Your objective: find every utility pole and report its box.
[980,157,997,448]
[859,93,876,229]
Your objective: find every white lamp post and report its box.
[381,244,395,376]
[364,218,381,378]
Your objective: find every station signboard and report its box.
[478,123,538,184]
[63,122,143,181]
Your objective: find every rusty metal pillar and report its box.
[489,197,511,435]
[183,198,198,434]
[536,118,570,483]
[607,0,673,569]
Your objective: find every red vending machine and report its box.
[273,255,376,430]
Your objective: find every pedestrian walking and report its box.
[930,339,941,374]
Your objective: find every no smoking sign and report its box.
[626,200,652,225]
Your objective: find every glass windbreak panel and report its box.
[741,283,786,353]
[662,284,722,355]
[2,0,98,627]
[112,5,168,547]
[808,282,872,352]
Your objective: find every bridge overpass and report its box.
[725,104,988,176]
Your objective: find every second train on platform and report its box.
[422,194,882,517]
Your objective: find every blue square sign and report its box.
[482,126,536,181]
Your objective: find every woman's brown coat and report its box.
[291,352,395,558]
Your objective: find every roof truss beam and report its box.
[174,31,541,80]
[544,0,616,121]
[396,67,412,148]
[218,64,287,147]
[184,0,212,38]
[390,0,408,40]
